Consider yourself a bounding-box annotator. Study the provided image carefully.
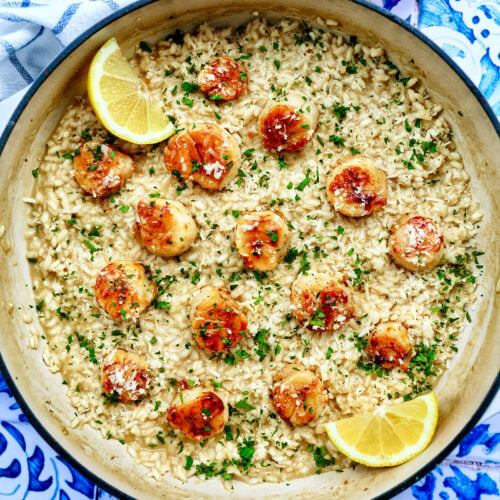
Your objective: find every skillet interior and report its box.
[0,0,498,498]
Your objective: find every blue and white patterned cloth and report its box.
[0,0,133,100]
[0,1,498,498]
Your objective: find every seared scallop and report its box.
[272,363,328,425]
[258,94,318,153]
[368,322,412,370]
[163,123,240,190]
[290,271,354,331]
[73,140,134,198]
[95,261,156,319]
[135,198,197,257]
[388,214,444,271]
[198,56,247,101]
[167,386,228,441]
[101,348,149,402]
[326,156,387,217]
[191,286,248,352]
[234,210,290,271]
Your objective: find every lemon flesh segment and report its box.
[88,37,174,145]
[324,392,438,467]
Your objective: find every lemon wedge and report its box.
[324,392,438,467]
[87,38,174,144]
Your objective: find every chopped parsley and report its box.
[254,329,271,361]
[181,81,199,93]
[296,169,311,191]
[308,445,335,472]
[284,247,299,264]
[234,397,255,411]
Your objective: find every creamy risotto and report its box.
[26,16,483,484]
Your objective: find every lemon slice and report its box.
[87,38,174,145]
[324,392,438,467]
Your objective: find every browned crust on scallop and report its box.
[326,156,387,217]
[95,261,156,319]
[368,322,413,370]
[191,286,248,352]
[388,213,444,272]
[167,388,228,441]
[163,124,239,190]
[101,348,149,402]
[272,363,328,425]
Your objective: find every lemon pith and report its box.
[87,38,174,144]
[324,392,438,467]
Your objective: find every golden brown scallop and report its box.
[272,363,328,425]
[198,56,247,101]
[326,156,387,217]
[388,213,444,271]
[290,271,354,331]
[95,261,156,319]
[167,386,228,441]
[368,322,412,370]
[163,123,240,190]
[73,140,134,198]
[135,198,197,257]
[234,210,291,271]
[191,286,248,352]
[258,94,318,153]
[101,348,149,402]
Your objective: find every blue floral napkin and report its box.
[0,1,498,498]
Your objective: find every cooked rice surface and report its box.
[26,17,482,483]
